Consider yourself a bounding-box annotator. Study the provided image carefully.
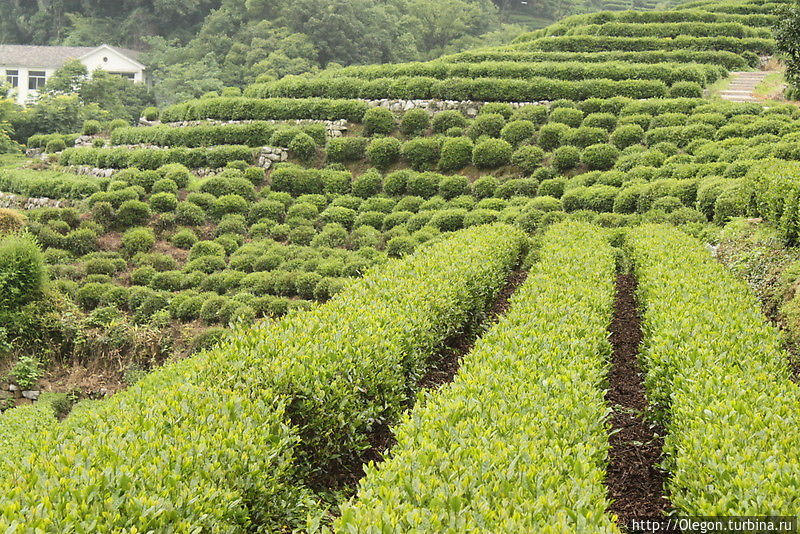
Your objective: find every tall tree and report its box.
[775,1,800,98]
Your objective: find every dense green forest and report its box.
[0,0,616,104]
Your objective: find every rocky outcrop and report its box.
[256,146,289,169]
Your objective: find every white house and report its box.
[0,44,147,106]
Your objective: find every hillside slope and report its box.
[2,0,800,531]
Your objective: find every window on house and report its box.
[109,72,135,81]
[28,71,46,90]
[5,70,18,87]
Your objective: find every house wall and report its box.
[1,67,57,106]
[2,48,146,106]
[81,48,146,84]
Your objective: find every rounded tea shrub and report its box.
[367,137,401,170]
[549,107,584,128]
[386,236,415,258]
[432,110,468,133]
[438,137,473,172]
[0,208,25,235]
[669,81,703,98]
[401,138,441,171]
[582,112,617,132]
[288,132,317,162]
[552,145,581,173]
[500,120,536,147]
[363,107,396,136]
[175,202,206,226]
[152,178,178,195]
[320,206,357,229]
[143,107,160,121]
[479,103,513,119]
[471,176,499,199]
[122,227,156,256]
[170,228,198,249]
[150,192,178,213]
[581,143,620,171]
[472,138,512,169]
[468,113,505,139]
[399,109,430,136]
[82,120,102,136]
[511,145,545,175]
[0,233,46,309]
[45,138,66,153]
[407,172,442,198]
[115,199,151,228]
[352,170,383,198]
[511,105,548,124]
[610,124,645,149]
[537,123,570,151]
[383,170,411,196]
[428,208,467,232]
[438,175,469,199]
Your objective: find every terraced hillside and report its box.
[1,0,800,531]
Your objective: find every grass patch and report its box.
[0,153,26,169]
[704,75,732,99]
[754,71,786,100]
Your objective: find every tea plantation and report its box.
[1,0,799,530]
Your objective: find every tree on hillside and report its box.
[407,0,499,56]
[42,60,155,122]
[775,2,800,98]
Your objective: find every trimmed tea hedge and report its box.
[336,222,618,532]
[160,97,369,123]
[543,9,776,30]
[246,76,668,102]
[441,50,751,70]
[0,169,107,200]
[626,226,800,515]
[0,396,57,466]
[26,133,80,150]
[321,60,723,86]
[565,21,770,39]
[59,145,256,170]
[515,35,775,55]
[110,122,326,148]
[0,224,525,531]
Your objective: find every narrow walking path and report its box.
[605,273,670,528]
[718,71,775,102]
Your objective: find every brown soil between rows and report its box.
[324,267,529,495]
[606,273,671,530]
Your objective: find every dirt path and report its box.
[606,273,670,529]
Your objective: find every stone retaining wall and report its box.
[141,118,349,137]
[0,192,67,210]
[362,99,547,117]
